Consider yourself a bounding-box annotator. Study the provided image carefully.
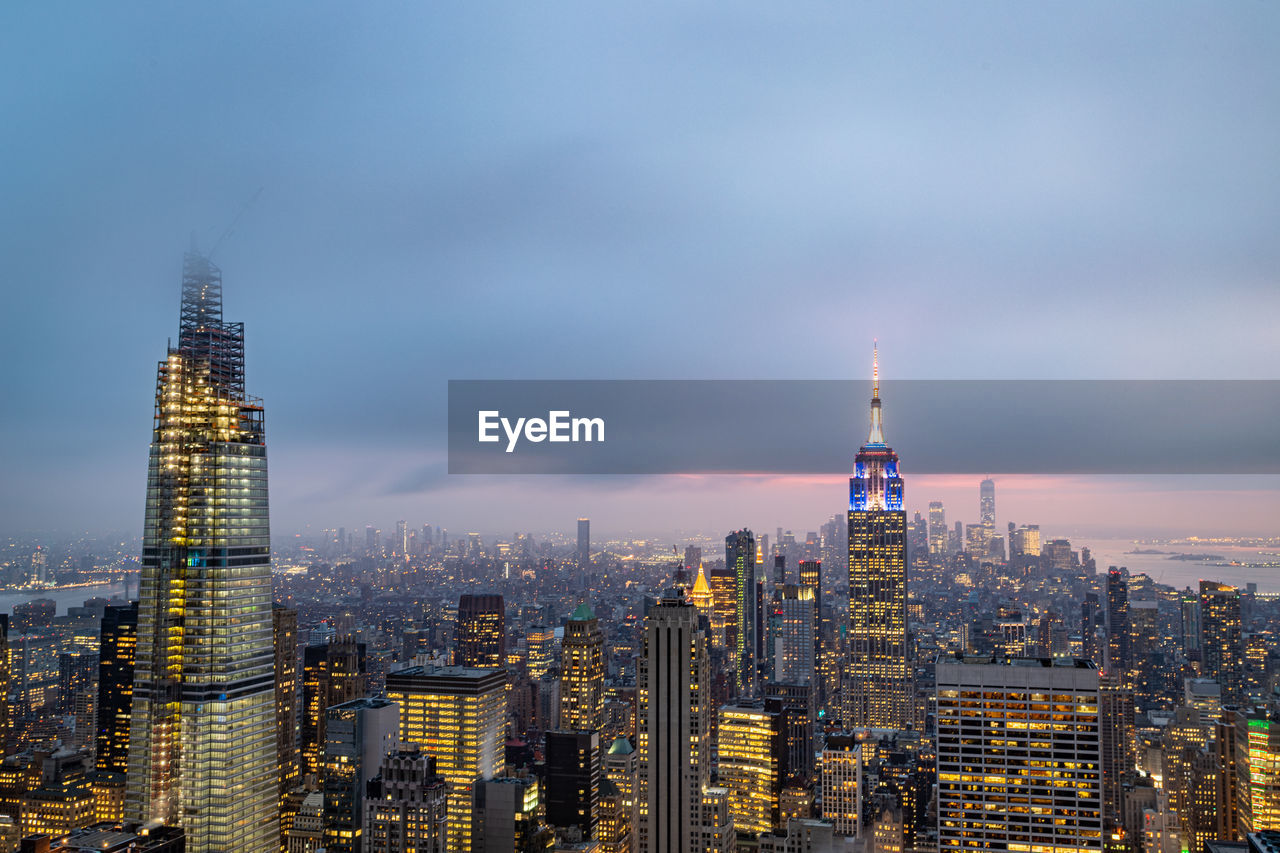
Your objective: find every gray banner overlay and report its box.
[447,380,1279,475]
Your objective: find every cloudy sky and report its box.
[2,3,1277,540]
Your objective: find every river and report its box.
[0,577,137,616]
[1071,538,1279,592]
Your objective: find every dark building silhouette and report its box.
[95,602,137,775]
[545,729,601,839]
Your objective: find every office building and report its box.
[603,738,636,853]
[455,594,506,669]
[1106,568,1130,679]
[936,656,1103,852]
[718,703,781,837]
[560,604,605,732]
[820,733,862,836]
[726,529,757,696]
[979,478,996,556]
[526,625,555,681]
[362,747,448,853]
[927,502,947,561]
[847,346,909,729]
[385,666,507,853]
[637,594,713,853]
[546,729,601,839]
[708,563,737,651]
[474,777,550,853]
[303,638,369,780]
[578,518,591,575]
[769,585,815,689]
[124,250,279,852]
[1099,675,1135,822]
[797,561,820,611]
[275,605,301,801]
[93,603,136,777]
[765,683,814,785]
[322,697,399,853]
[1202,581,1244,706]
[1237,707,1280,836]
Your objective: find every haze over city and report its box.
[2,3,1278,539]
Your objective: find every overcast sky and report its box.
[2,3,1277,540]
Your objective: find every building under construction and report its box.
[124,250,279,853]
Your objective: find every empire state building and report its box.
[125,250,279,851]
[846,345,910,730]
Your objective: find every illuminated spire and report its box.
[868,340,884,444]
[873,339,879,398]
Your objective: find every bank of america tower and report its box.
[125,250,279,851]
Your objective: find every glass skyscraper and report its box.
[846,345,910,730]
[125,250,279,852]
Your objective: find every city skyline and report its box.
[4,5,1280,853]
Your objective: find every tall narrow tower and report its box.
[1200,580,1244,706]
[637,594,713,853]
[979,478,996,555]
[846,344,910,730]
[125,250,279,851]
[726,529,757,696]
[560,603,606,731]
[578,517,591,575]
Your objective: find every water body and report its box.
[1074,539,1279,592]
[0,577,136,616]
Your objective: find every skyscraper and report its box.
[274,605,301,803]
[820,733,862,836]
[846,345,909,730]
[708,563,737,651]
[718,703,781,837]
[979,478,996,555]
[770,585,816,688]
[578,518,591,575]
[362,748,449,853]
[797,560,821,610]
[936,656,1103,852]
[637,594,713,853]
[385,666,507,853]
[125,250,278,852]
[94,602,137,777]
[545,729,601,839]
[0,615,8,753]
[927,501,947,561]
[1106,568,1130,679]
[726,529,757,696]
[604,737,637,853]
[303,638,369,780]
[526,624,555,680]
[1099,675,1135,822]
[1201,580,1244,706]
[1235,706,1280,836]
[322,697,399,853]
[1081,592,1102,665]
[560,603,605,732]
[455,593,506,669]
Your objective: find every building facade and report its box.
[637,595,712,853]
[936,656,1103,852]
[124,250,279,852]
[846,347,910,730]
[385,666,507,853]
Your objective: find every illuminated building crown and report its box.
[850,341,904,512]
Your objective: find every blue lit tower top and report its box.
[850,342,904,512]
